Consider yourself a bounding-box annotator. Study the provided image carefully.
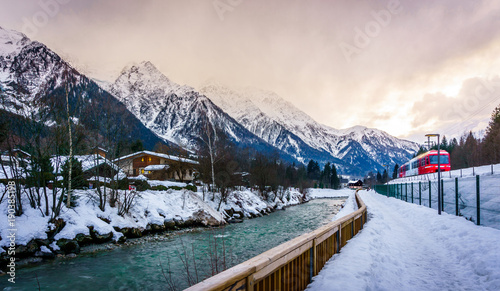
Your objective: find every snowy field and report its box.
[307,190,500,291]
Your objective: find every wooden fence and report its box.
[186,190,367,291]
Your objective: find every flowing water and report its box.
[3,198,345,290]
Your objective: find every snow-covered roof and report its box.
[348,180,362,184]
[144,164,169,171]
[114,150,198,165]
[51,154,120,174]
[128,174,148,181]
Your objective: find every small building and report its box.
[51,154,123,181]
[114,150,198,182]
[347,179,363,189]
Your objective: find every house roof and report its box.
[144,164,169,171]
[114,150,198,165]
[51,154,121,174]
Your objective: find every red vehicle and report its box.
[398,150,451,178]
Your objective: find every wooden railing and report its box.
[185,190,367,291]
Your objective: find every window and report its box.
[148,157,152,162]
[141,158,144,162]
[429,155,449,165]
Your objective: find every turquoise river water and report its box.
[1,198,345,290]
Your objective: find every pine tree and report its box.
[441,136,448,151]
[330,163,340,189]
[322,162,332,188]
[483,105,500,163]
[392,163,399,179]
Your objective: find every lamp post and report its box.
[425,134,441,215]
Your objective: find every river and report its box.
[3,198,345,290]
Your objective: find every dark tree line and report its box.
[195,121,343,203]
[424,105,500,169]
[306,160,341,189]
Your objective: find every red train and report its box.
[398,150,451,178]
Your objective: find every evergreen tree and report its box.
[306,160,320,180]
[448,138,458,154]
[376,171,382,184]
[483,105,500,164]
[392,163,399,179]
[61,157,87,191]
[130,139,144,152]
[382,169,388,183]
[322,162,332,188]
[441,135,448,152]
[330,163,340,189]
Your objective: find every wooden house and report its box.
[114,150,198,182]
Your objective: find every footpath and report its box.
[307,190,500,291]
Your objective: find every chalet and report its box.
[114,150,198,182]
[347,179,363,189]
[51,154,122,181]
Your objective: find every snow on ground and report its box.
[387,171,500,229]
[148,180,188,188]
[307,190,500,291]
[0,184,307,251]
[0,186,225,250]
[197,188,305,217]
[308,188,351,199]
[308,188,357,220]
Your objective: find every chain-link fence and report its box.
[374,173,500,230]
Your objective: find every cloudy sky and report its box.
[1,0,500,143]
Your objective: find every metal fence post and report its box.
[429,180,432,208]
[419,181,421,205]
[441,179,444,212]
[476,175,480,225]
[455,177,458,216]
[411,182,414,204]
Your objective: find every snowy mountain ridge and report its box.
[200,82,419,173]
[106,61,290,159]
[0,27,169,150]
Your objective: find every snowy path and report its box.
[307,190,500,291]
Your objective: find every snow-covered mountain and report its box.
[200,82,419,174]
[0,27,166,150]
[105,61,289,159]
[0,25,417,175]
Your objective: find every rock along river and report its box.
[2,198,345,290]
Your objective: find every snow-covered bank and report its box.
[308,188,357,221]
[307,190,500,291]
[198,188,307,220]
[0,184,309,269]
[308,188,351,199]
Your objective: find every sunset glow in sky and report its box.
[1,0,500,143]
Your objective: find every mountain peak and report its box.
[0,26,31,57]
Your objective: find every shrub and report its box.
[133,180,150,191]
[152,185,168,191]
[185,185,197,192]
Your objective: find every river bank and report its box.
[2,196,347,290]
[0,184,308,272]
